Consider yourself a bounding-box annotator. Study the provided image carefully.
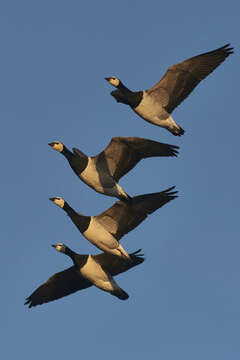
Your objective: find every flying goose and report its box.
[48,137,179,201]
[25,244,145,307]
[49,187,177,261]
[105,44,233,136]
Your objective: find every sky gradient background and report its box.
[1,1,239,358]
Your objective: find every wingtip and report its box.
[130,248,145,257]
[171,150,179,157]
[168,144,180,157]
[24,298,32,308]
[222,43,231,48]
[219,43,234,55]
[131,249,142,255]
[222,43,233,49]
[162,186,178,198]
[164,185,176,192]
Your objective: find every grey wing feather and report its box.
[148,44,233,113]
[94,249,145,276]
[95,137,179,182]
[24,266,92,308]
[96,186,178,240]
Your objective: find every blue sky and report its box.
[1,0,240,358]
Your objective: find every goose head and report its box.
[52,243,67,253]
[49,196,65,208]
[105,76,120,88]
[48,141,64,153]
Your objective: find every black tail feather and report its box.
[112,288,129,300]
[171,125,185,136]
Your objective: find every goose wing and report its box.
[148,44,233,114]
[94,249,145,276]
[96,187,178,241]
[25,266,92,308]
[94,137,179,182]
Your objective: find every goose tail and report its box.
[112,288,129,300]
[169,124,185,136]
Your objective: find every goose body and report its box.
[49,187,178,261]
[79,156,128,199]
[25,245,145,307]
[82,216,130,261]
[133,91,176,130]
[106,44,233,136]
[48,137,178,200]
[80,254,126,296]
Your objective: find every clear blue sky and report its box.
[1,1,239,358]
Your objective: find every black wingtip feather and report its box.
[159,186,178,202]
[218,43,234,56]
[162,185,177,194]
[24,297,33,308]
[131,249,142,255]
[130,249,145,261]
[159,185,179,198]
[170,147,179,157]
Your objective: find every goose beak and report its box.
[104,77,111,82]
[49,197,56,202]
[51,244,57,248]
[48,142,55,147]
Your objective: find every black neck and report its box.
[62,146,74,161]
[118,81,132,93]
[64,247,77,261]
[129,91,143,108]
[74,254,89,268]
[63,202,91,233]
[63,248,88,268]
[72,148,88,173]
[111,89,143,108]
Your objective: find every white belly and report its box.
[83,217,119,251]
[80,158,104,191]
[134,91,169,127]
[80,256,118,292]
[80,158,119,197]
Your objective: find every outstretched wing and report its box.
[94,249,145,276]
[96,187,178,241]
[147,44,233,113]
[94,137,179,182]
[25,266,92,308]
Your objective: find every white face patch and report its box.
[52,142,64,152]
[109,77,120,87]
[53,197,65,208]
[56,243,64,252]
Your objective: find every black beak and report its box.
[104,77,111,82]
[51,244,57,248]
[49,197,56,202]
[48,142,55,147]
